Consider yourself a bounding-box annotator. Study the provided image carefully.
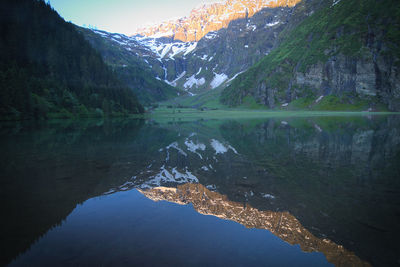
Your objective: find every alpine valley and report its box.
[79,0,400,111]
[2,1,400,266]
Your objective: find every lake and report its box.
[1,115,399,266]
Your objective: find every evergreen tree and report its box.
[0,0,143,120]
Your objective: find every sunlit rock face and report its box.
[135,0,302,42]
[86,0,310,95]
[139,184,370,267]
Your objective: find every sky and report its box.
[48,0,224,36]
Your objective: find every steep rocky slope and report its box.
[82,0,400,110]
[135,0,301,42]
[79,28,182,104]
[84,0,312,96]
[221,0,400,111]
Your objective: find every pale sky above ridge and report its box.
[48,0,225,35]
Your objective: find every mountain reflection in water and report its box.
[139,184,369,267]
[1,116,399,266]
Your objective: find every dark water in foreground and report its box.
[1,116,399,266]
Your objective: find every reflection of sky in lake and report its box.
[2,116,399,266]
[10,189,332,266]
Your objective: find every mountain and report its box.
[135,0,301,42]
[78,28,182,104]
[84,0,307,97]
[83,0,400,111]
[221,0,400,111]
[0,0,143,120]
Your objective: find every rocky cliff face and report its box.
[84,1,311,96]
[135,0,301,42]
[83,0,400,110]
[249,42,400,110]
[221,0,400,111]
[292,48,400,110]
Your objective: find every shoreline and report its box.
[1,109,399,123]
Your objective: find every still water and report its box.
[1,116,399,266]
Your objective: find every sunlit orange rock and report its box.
[135,0,302,42]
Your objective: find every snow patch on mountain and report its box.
[184,42,197,55]
[160,43,173,58]
[196,67,202,75]
[266,21,280,27]
[165,71,186,87]
[184,75,206,89]
[93,30,108,37]
[226,71,245,84]
[204,31,218,39]
[315,95,324,103]
[210,73,228,89]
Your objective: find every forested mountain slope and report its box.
[0,0,143,120]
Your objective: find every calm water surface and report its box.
[1,116,399,266]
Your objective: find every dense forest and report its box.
[0,0,144,120]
